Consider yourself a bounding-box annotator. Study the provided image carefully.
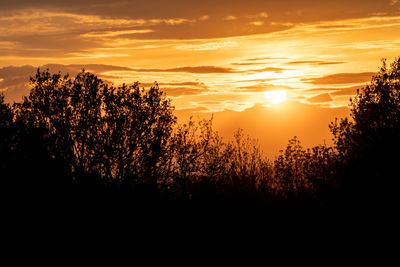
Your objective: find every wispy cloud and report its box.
[131,66,236,74]
[2,3,400,111]
[235,83,292,93]
[223,15,237,21]
[160,87,209,97]
[330,85,361,96]
[0,64,217,101]
[246,67,289,73]
[246,12,269,19]
[175,41,238,51]
[304,72,375,85]
[249,21,264,26]
[66,52,132,59]
[286,60,345,65]
[81,29,154,38]
[307,93,333,103]
[198,15,209,21]
[241,57,287,61]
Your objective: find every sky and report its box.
[1,0,400,158]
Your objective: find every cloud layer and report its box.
[1,0,400,111]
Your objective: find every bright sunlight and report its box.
[264,90,287,104]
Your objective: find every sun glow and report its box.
[264,90,287,104]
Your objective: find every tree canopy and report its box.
[330,58,400,206]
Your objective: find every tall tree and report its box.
[16,69,176,190]
[330,58,400,204]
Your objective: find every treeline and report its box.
[1,58,400,226]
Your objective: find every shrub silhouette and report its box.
[160,118,273,208]
[274,137,336,199]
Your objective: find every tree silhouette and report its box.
[330,58,400,220]
[0,94,14,176]
[2,58,400,226]
[1,94,69,198]
[14,69,176,192]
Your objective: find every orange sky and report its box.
[1,0,400,158]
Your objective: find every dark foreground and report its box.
[2,58,400,235]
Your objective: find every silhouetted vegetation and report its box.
[2,58,400,227]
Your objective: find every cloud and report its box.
[0,65,36,102]
[132,66,236,74]
[236,83,292,93]
[327,40,400,50]
[0,64,218,101]
[13,0,391,41]
[241,57,287,61]
[30,64,133,76]
[307,93,333,103]
[246,12,269,19]
[81,29,154,38]
[169,82,205,86]
[1,1,399,110]
[236,78,284,83]
[139,81,207,87]
[174,106,209,115]
[223,15,237,21]
[0,65,36,78]
[330,85,361,96]
[304,72,375,85]
[0,64,133,102]
[0,9,195,30]
[299,85,360,97]
[286,61,345,65]
[193,100,250,112]
[315,24,354,29]
[66,52,131,59]
[0,41,17,48]
[198,15,209,21]
[0,1,393,22]
[175,41,238,51]
[231,62,267,66]
[0,5,288,42]
[161,87,208,97]
[249,21,264,26]
[299,16,400,35]
[1,1,398,35]
[246,67,289,73]
[137,81,209,96]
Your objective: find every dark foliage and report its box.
[330,58,400,224]
[2,58,399,229]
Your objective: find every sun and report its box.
[264,90,287,104]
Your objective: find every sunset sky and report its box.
[1,0,400,158]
